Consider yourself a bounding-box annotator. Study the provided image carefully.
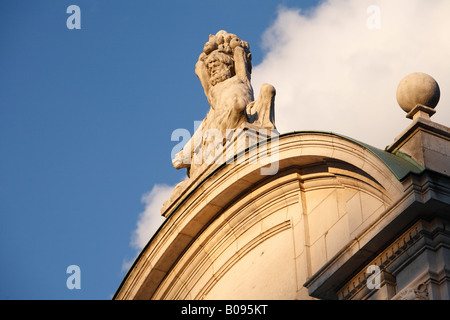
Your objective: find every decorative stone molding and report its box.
[394,283,429,300]
[336,216,450,300]
[337,224,421,300]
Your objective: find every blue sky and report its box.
[2,0,449,300]
[0,0,321,300]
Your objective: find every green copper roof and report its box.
[281,131,424,181]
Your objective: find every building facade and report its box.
[114,34,450,301]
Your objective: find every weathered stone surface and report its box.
[163,31,279,216]
[116,132,417,300]
[396,72,440,113]
[172,30,276,179]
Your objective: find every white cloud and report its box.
[122,183,175,272]
[130,184,174,250]
[121,257,135,274]
[252,0,450,149]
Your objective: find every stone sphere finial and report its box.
[396,72,440,113]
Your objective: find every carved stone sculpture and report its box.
[396,283,429,300]
[172,30,276,176]
[163,31,277,215]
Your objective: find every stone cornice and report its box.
[303,170,450,300]
[337,221,422,300]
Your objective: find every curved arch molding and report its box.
[115,131,424,300]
